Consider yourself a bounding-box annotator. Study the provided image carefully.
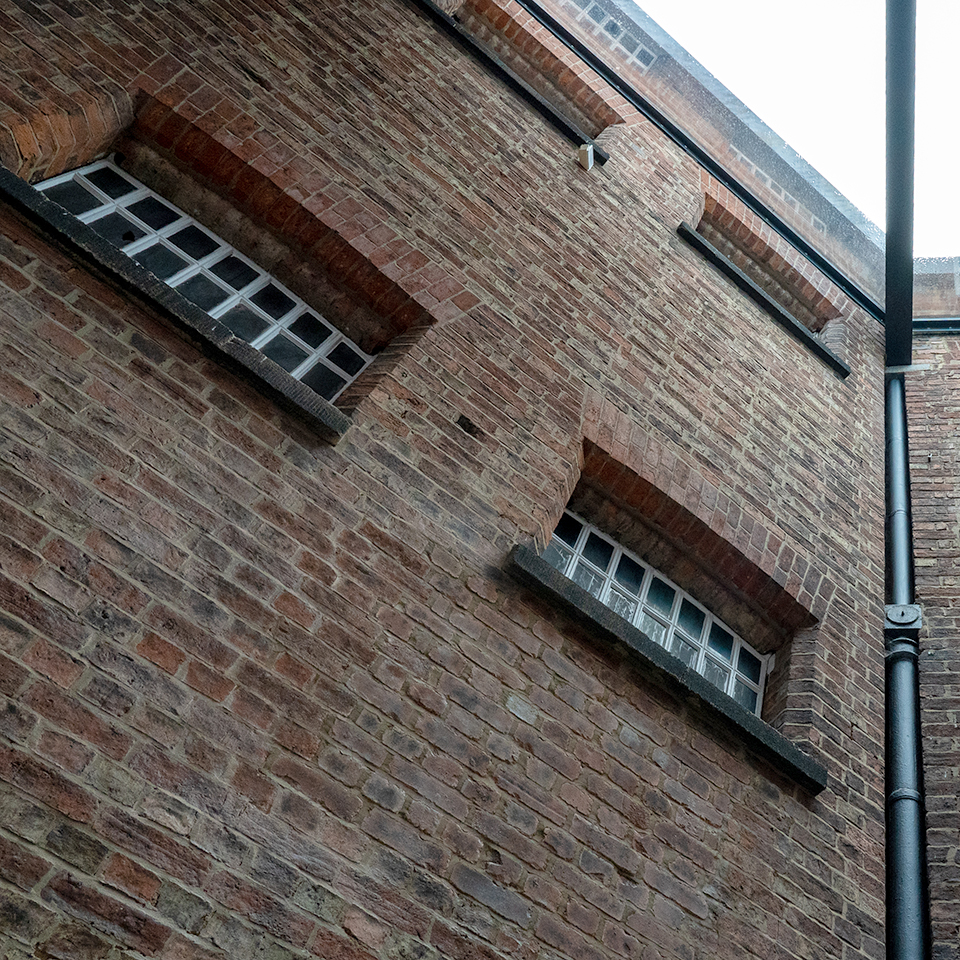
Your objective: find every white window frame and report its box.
[543,510,770,715]
[38,159,372,403]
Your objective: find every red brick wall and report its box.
[0,1,886,958]
[908,336,960,960]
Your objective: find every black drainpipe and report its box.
[885,0,930,957]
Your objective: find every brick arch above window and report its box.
[577,393,837,626]
[0,87,135,184]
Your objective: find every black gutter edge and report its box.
[509,544,829,795]
[508,0,884,325]
[406,0,609,164]
[678,222,852,378]
[0,164,351,443]
[913,318,960,337]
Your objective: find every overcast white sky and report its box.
[635,0,959,258]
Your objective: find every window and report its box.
[543,510,769,715]
[38,160,371,403]
[566,0,657,70]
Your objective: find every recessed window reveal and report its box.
[38,160,372,402]
[544,510,769,714]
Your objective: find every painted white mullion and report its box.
[248,318,287,351]
[165,263,208,288]
[206,289,248,320]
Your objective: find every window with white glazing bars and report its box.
[543,510,769,715]
[38,160,371,402]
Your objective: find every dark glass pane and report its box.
[301,362,346,401]
[219,305,269,342]
[541,541,571,573]
[86,166,137,199]
[708,624,734,661]
[128,196,179,229]
[43,180,101,215]
[582,533,613,572]
[89,212,146,247]
[175,274,230,312]
[678,599,705,639]
[553,512,582,546]
[170,224,220,260]
[134,243,188,280]
[646,577,675,615]
[251,283,296,319]
[614,555,644,595]
[734,681,759,714]
[261,333,308,372]
[328,342,365,376]
[737,648,763,684]
[288,312,333,348]
[210,255,258,290]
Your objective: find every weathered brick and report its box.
[41,872,172,954]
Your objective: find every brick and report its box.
[205,871,314,944]
[41,872,171,954]
[102,853,162,903]
[272,754,363,821]
[0,833,52,890]
[98,808,210,887]
[0,746,94,823]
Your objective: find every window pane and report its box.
[541,540,571,573]
[289,312,333,348]
[708,624,734,661]
[251,283,295,319]
[638,612,667,647]
[261,333,309,372]
[301,362,346,400]
[671,635,698,668]
[328,342,366,376]
[582,533,613,572]
[737,648,763,684]
[678,599,705,639]
[85,166,137,199]
[219,305,269,342]
[134,243,188,280]
[553,513,582,546]
[176,273,230,312]
[733,681,759,714]
[43,180,102,215]
[614,554,644,594]
[170,224,220,260]
[703,658,730,691]
[572,561,603,598]
[646,577,675,615]
[210,255,259,290]
[128,196,180,229]
[607,587,637,622]
[89,212,146,248]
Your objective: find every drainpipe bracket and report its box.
[884,603,922,634]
